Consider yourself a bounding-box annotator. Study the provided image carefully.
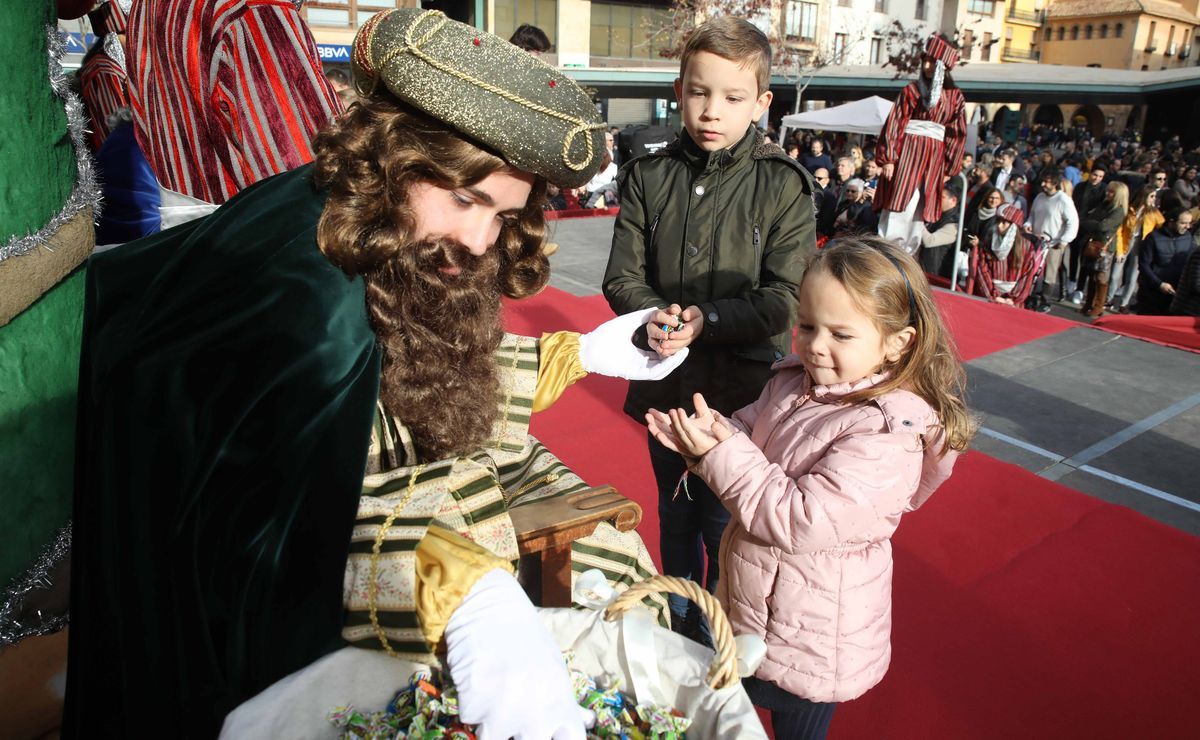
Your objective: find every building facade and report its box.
[1040,0,1199,71]
[941,0,1007,63]
[1001,0,1045,63]
[82,0,1183,135]
[824,0,943,66]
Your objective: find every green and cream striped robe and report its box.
[342,334,668,663]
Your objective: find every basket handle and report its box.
[603,574,739,690]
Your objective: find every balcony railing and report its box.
[1001,42,1041,61]
[1006,8,1043,23]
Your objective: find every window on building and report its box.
[1167,25,1176,54]
[962,28,974,59]
[784,1,819,42]
[915,0,927,20]
[590,3,671,59]
[1071,25,1079,40]
[875,0,887,12]
[1100,24,1108,39]
[838,0,850,7]
[1057,26,1065,41]
[1115,23,1124,38]
[494,0,558,46]
[1045,27,1052,41]
[870,36,883,64]
[304,0,401,28]
[982,32,992,61]
[967,0,996,15]
[1006,27,1014,40]
[834,33,848,60]
[1085,25,1093,40]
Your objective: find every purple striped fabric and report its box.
[79,50,130,150]
[127,0,343,204]
[874,83,967,223]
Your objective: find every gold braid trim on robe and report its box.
[342,332,668,665]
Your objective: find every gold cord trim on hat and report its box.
[353,9,394,97]
[377,10,605,172]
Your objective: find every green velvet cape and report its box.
[65,166,382,737]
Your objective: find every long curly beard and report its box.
[363,238,504,461]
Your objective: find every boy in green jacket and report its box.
[602,16,815,639]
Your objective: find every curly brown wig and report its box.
[311,96,551,460]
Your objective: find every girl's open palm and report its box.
[646,393,732,458]
[669,393,732,457]
[645,407,684,454]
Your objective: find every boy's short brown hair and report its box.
[680,16,772,94]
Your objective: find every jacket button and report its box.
[902,419,913,426]
[707,311,719,323]
[686,243,699,256]
[694,185,705,196]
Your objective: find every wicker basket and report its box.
[224,574,767,738]
[604,574,739,691]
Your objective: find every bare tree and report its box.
[879,22,991,77]
[648,0,781,59]
[642,3,990,114]
[779,27,872,114]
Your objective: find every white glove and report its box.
[578,308,689,381]
[445,569,589,740]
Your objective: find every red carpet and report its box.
[504,288,1200,739]
[1092,313,1200,353]
[545,206,621,220]
[839,451,1200,739]
[931,289,1075,361]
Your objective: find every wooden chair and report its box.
[508,486,641,607]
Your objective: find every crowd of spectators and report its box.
[542,113,1199,317]
[766,121,1200,317]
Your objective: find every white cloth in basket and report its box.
[221,608,765,738]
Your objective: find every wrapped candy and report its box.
[327,662,690,739]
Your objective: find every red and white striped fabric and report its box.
[970,232,1040,306]
[874,83,966,223]
[79,49,129,150]
[126,0,343,204]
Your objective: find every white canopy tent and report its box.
[779,96,894,144]
[779,95,972,292]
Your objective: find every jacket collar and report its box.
[771,356,890,402]
[678,125,759,175]
[774,356,940,433]
[809,372,890,402]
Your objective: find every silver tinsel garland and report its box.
[0,525,71,646]
[0,25,100,645]
[0,25,103,264]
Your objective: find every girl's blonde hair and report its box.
[1106,180,1130,215]
[806,236,976,453]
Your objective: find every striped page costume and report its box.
[79,48,130,151]
[126,0,342,204]
[970,232,1040,306]
[874,83,967,224]
[344,334,668,664]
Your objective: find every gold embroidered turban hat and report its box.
[352,9,606,189]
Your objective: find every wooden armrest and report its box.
[508,486,642,607]
[508,485,641,555]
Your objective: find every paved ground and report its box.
[544,215,1200,537]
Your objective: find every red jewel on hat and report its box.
[548,79,556,87]
[473,37,481,46]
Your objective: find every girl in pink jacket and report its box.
[648,237,975,739]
